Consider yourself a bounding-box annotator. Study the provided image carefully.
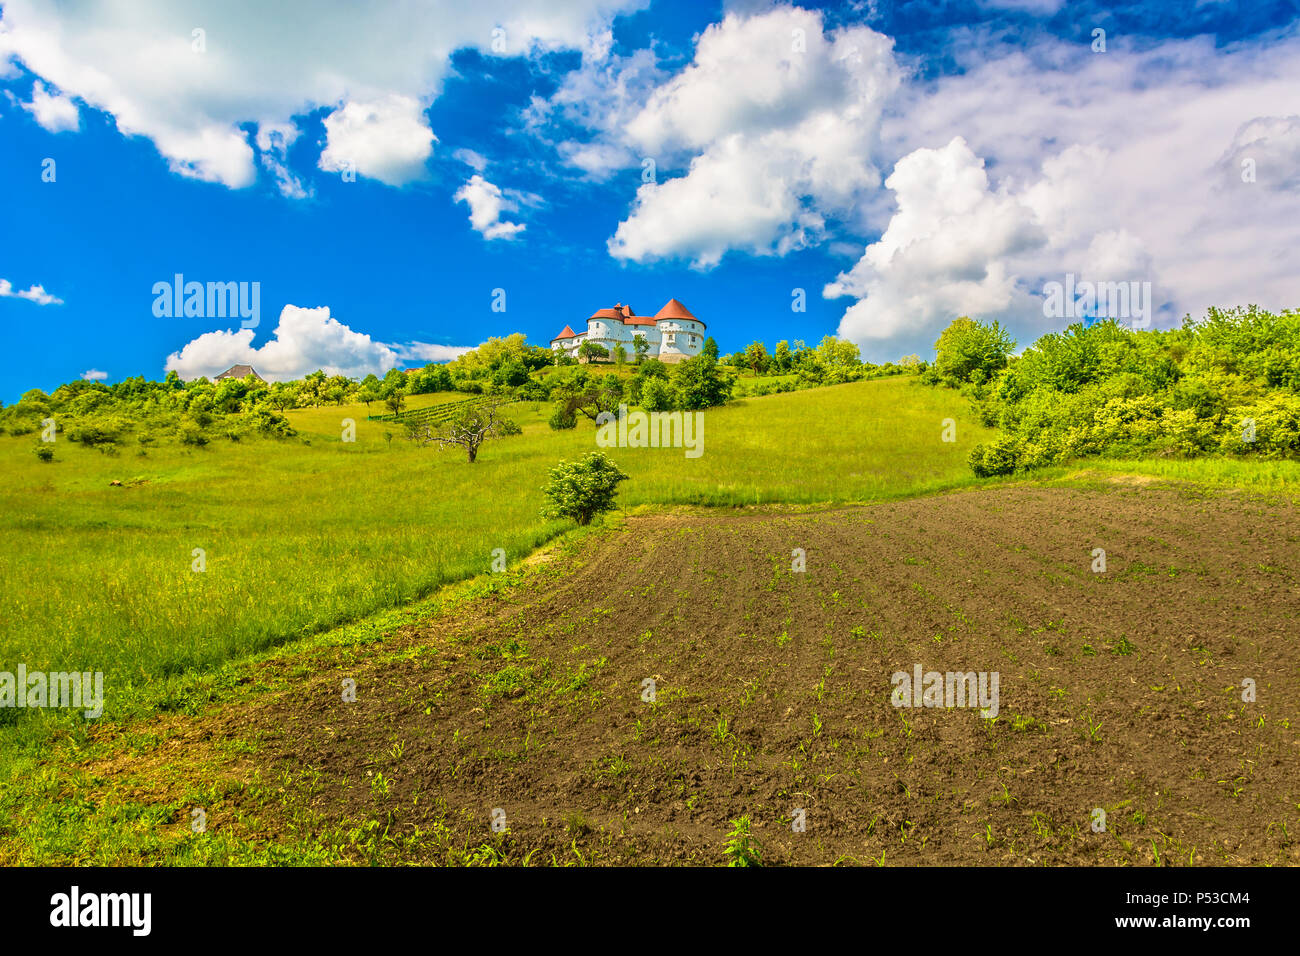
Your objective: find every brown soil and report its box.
[220,482,1300,864]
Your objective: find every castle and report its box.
[550,298,705,364]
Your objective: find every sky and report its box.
[1,0,1298,400]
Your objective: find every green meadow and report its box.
[0,377,991,707]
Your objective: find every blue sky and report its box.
[1,0,1298,400]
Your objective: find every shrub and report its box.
[548,405,577,430]
[34,445,54,462]
[178,422,209,446]
[540,452,629,526]
[969,436,1022,477]
[641,376,676,412]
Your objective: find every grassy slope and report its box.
[0,378,989,692]
[2,376,1298,864]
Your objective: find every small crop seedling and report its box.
[724,816,761,867]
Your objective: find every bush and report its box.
[641,376,676,412]
[548,405,577,430]
[674,354,732,409]
[34,445,54,462]
[540,452,629,526]
[178,422,209,446]
[968,436,1022,477]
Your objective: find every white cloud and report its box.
[256,122,311,199]
[0,0,645,188]
[81,369,107,381]
[525,29,664,180]
[454,174,527,240]
[22,80,78,131]
[827,32,1300,354]
[392,342,474,363]
[0,278,63,305]
[318,95,435,186]
[826,137,1045,341]
[164,304,470,381]
[600,7,901,267]
[452,148,489,172]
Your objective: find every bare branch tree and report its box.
[410,401,519,463]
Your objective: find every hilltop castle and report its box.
[550,298,705,364]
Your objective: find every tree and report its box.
[674,353,732,409]
[556,378,623,422]
[356,375,383,410]
[540,452,629,525]
[702,336,719,360]
[578,340,610,363]
[413,401,517,463]
[744,341,769,375]
[614,345,628,367]
[773,341,791,372]
[642,376,676,411]
[383,383,407,415]
[933,317,1016,385]
[633,334,649,364]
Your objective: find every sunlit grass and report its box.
[0,378,986,694]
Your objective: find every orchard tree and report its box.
[413,401,519,463]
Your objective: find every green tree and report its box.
[933,317,1016,385]
[383,383,407,415]
[674,353,732,410]
[540,452,630,525]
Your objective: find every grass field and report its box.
[0,378,991,723]
[4,374,1299,865]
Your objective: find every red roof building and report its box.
[552,299,707,364]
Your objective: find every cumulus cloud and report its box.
[81,369,107,381]
[21,80,78,131]
[164,304,470,381]
[826,137,1046,340]
[454,174,527,240]
[0,0,644,189]
[827,31,1300,353]
[318,95,435,186]
[601,7,901,267]
[0,278,63,305]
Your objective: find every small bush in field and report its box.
[540,452,629,525]
[34,445,54,462]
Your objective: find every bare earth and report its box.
[166,481,1300,864]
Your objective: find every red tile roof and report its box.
[655,298,703,327]
[553,325,578,340]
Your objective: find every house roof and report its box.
[553,325,579,340]
[215,364,264,381]
[654,298,703,327]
